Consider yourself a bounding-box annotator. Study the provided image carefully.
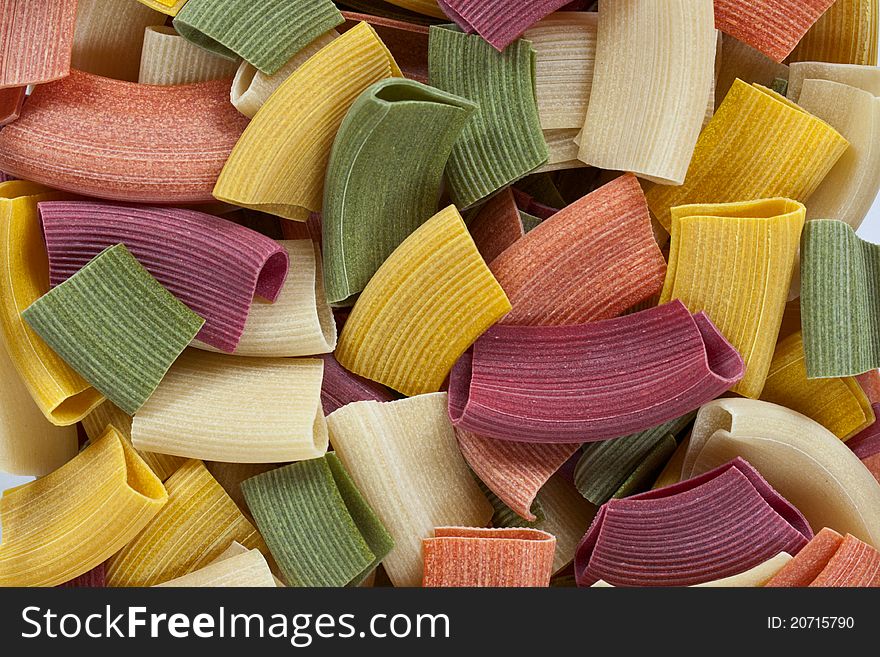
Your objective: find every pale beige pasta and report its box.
[138,25,240,85]
[211,540,285,586]
[788,62,880,103]
[155,548,275,587]
[536,129,588,173]
[691,553,792,587]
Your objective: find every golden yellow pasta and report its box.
[789,0,878,66]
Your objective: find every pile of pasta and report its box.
[2,0,880,588]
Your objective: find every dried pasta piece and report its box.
[138,0,189,17]
[59,564,106,588]
[795,79,880,229]
[0,181,103,425]
[577,0,716,185]
[423,528,555,587]
[214,23,401,220]
[760,332,874,440]
[72,0,165,81]
[574,458,812,587]
[790,0,878,66]
[335,205,510,397]
[848,406,880,458]
[341,12,429,84]
[194,241,335,357]
[210,540,284,586]
[437,0,570,51]
[490,174,666,326]
[132,350,327,463]
[106,459,263,587]
[645,80,848,232]
[449,300,743,443]
[0,427,167,587]
[0,342,78,476]
[660,198,805,398]
[139,25,239,85]
[323,78,476,304]
[685,398,880,548]
[0,70,249,203]
[766,528,845,586]
[82,400,185,482]
[690,554,792,587]
[457,430,578,521]
[857,371,880,403]
[524,13,597,131]
[467,188,527,265]
[428,26,548,209]
[231,31,337,118]
[242,454,393,587]
[532,474,597,574]
[810,534,880,586]
[0,86,24,126]
[801,220,880,378]
[537,129,587,173]
[327,393,493,587]
[155,548,275,587]
[385,0,445,19]
[787,62,880,103]
[320,354,394,416]
[574,414,695,506]
[173,0,343,75]
[0,0,77,88]
[714,34,789,109]
[713,0,835,63]
[40,201,288,353]
[22,245,205,415]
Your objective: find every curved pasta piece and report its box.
[341,12,429,84]
[684,398,880,547]
[82,400,185,482]
[72,0,165,81]
[490,174,666,326]
[132,350,328,463]
[467,188,527,265]
[242,454,393,587]
[173,0,343,75]
[538,128,587,173]
[574,413,695,506]
[138,25,239,85]
[574,457,812,587]
[0,0,77,88]
[532,474,597,574]
[335,205,510,397]
[106,459,263,587]
[210,540,284,586]
[22,245,205,416]
[848,405,880,458]
[660,198,805,398]
[138,0,189,17]
[0,86,25,126]
[385,0,445,19]
[801,220,880,378]
[714,34,789,109]
[326,393,493,587]
[810,534,880,586]
[457,430,578,521]
[323,78,476,304]
[448,300,743,443]
[612,435,678,499]
[766,528,845,586]
[692,553,792,587]
[713,0,835,63]
[790,0,878,66]
[214,22,400,221]
[423,527,556,587]
[194,241,335,357]
[437,0,571,51]
[0,181,104,425]
[524,13,597,131]
[787,62,880,103]
[857,370,880,402]
[796,79,880,229]
[0,341,78,476]
[645,80,848,232]
[40,201,289,353]
[320,354,394,416]
[155,548,275,587]
[760,332,874,440]
[0,70,249,203]
[427,26,547,209]
[577,0,715,185]
[231,31,337,118]
[0,427,167,587]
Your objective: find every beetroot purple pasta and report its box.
[437,0,572,50]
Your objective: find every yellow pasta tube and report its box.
[335,205,510,397]
[577,0,717,185]
[213,22,401,220]
[193,241,336,357]
[106,459,264,587]
[761,332,874,441]
[646,80,848,232]
[660,198,805,398]
[685,398,880,548]
[132,350,328,463]
[0,427,167,587]
[0,181,104,425]
[789,0,878,66]
[138,25,239,85]
[154,548,275,587]
[327,393,493,587]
